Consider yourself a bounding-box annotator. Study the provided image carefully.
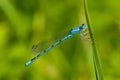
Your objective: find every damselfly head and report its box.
[79,24,85,30]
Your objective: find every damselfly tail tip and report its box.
[25,60,32,67]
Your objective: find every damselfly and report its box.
[25,24,86,66]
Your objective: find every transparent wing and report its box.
[31,31,70,54]
[31,41,50,54]
[31,43,41,53]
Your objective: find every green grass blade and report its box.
[94,57,98,80]
[83,0,104,80]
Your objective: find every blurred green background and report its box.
[0,0,120,80]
